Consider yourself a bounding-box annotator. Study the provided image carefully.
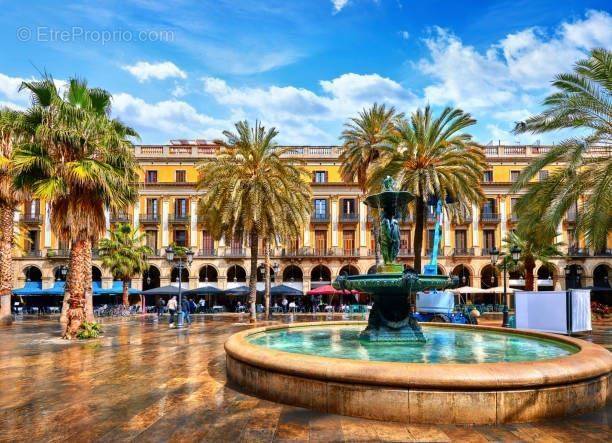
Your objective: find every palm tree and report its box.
[370,106,487,273]
[513,48,611,251]
[339,103,399,265]
[197,121,311,322]
[13,76,139,338]
[98,223,151,307]
[502,230,564,291]
[0,108,30,325]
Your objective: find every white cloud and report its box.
[0,73,29,106]
[122,61,187,82]
[332,0,349,13]
[400,30,410,40]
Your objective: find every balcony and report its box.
[480,212,500,223]
[593,248,612,257]
[110,214,131,223]
[398,214,414,224]
[140,214,161,224]
[339,212,359,223]
[481,247,498,256]
[198,248,217,257]
[564,213,577,224]
[568,247,590,257]
[225,248,246,257]
[426,213,437,223]
[311,213,330,223]
[510,214,519,222]
[398,248,414,257]
[168,214,190,224]
[453,214,472,224]
[424,248,442,256]
[23,250,42,258]
[47,249,70,258]
[452,248,474,257]
[21,214,42,224]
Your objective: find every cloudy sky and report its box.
[1,0,611,145]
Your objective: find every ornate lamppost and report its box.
[490,245,521,327]
[165,246,194,328]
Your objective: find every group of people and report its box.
[156,296,207,327]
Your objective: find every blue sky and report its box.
[1,0,611,145]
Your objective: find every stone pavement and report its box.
[0,314,610,442]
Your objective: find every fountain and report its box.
[333,176,456,342]
[225,177,611,424]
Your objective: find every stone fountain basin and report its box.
[225,321,612,424]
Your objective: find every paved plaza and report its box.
[0,314,610,442]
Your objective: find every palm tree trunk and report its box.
[264,237,271,319]
[123,280,129,307]
[524,257,536,291]
[83,241,94,322]
[413,196,425,274]
[248,230,258,323]
[0,206,14,325]
[62,239,88,339]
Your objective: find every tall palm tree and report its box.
[502,230,564,291]
[513,48,611,251]
[197,121,311,322]
[98,223,151,307]
[370,106,487,273]
[13,76,139,338]
[0,108,30,325]
[339,103,399,265]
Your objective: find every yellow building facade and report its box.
[14,141,612,295]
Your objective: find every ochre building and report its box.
[14,141,612,296]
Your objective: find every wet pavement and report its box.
[0,313,610,442]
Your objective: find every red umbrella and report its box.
[307,285,358,296]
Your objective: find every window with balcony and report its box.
[175,170,186,183]
[481,198,497,221]
[313,199,328,219]
[173,229,187,246]
[174,198,188,218]
[455,230,467,250]
[26,230,39,253]
[483,170,493,183]
[538,170,549,181]
[23,199,41,222]
[510,170,521,182]
[483,229,496,253]
[342,230,355,255]
[145,170,158,183]
[400,229,411,254]
[313,171,328,183]
[145,230,158,251]
[341,198,357,221]
[202,231,214,254]
[315,230,327,255]
[146,198,158,218]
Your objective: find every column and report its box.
[190,199,198,248]
[303,226,310,247]
[104,207,110,238]
[102,276,113,290]
[303,275,312,293]
[133,201,140,230]
[161,198,169,248]
[471,203,479,247]
[132,277,143,291]
[218,236,226,256]
[44,202,52,248]
[499,196,507,245]
[359,199,367,247]
[443,212,451,247]
[331,196,339,248]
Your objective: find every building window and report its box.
[202,231,214,253]
[175,170,186,183]
[313,171,328,183]
[455,230,467,250]
[400,230,411,251]
[174,198,188,217]
[538,170,549,181]
[145,230,158,251]
[342,198,356,214]
[145,170,158,183]
[146,198,159,218]
[315,230,327,254]
[27,230,39,252]
[510,170,521,182]
[483,170,493,183]
[427,229,436,251]
[482,198,496,215]
[174,230,187,246]
[510,198,519,220]
[314,199,327,218]
[483,229,496,251]
[567,229,577,248]
[343,230,355,254]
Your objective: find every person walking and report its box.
[156,297,165,318]
[198,298,206,313]
[282,297,288,313]
[182,298,191,325]
[167,296,178,327]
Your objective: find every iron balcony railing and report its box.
[110,214,131,223]
[21,214,42,224]
[339,212,359,222]
[593,248,612,256]
[168,214,190,224]
[198,248,217,257]
[47,249,70,258]
[398,248,414,257]
[481,247,498,256]
[140,213,160,223]
[225,248,246,257]
[453,247,474,256]
[568,247,590,257]
[480,212,500,223]
[23,250,42,257]
[311,212,330,223]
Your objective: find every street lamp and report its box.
[491,245,521,327]
[165,246,194,328]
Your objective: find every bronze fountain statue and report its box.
[333,176,457,341]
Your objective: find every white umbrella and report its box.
[451,286,489,294]
[484,286,522,294]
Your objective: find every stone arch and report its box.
[52,266,68,282]
[451,264,472,286]
[436,264,446,275]
[564,264,584,289]
[171,266,189,283]
[227,264,247,283]
[310,264,331,284]
[199,265,218,283]
[256,264,276,282]
[143,265,160,290]
[282,265,303,282]
[480,264,498,289]
[367,265,377,275]
[338,264,360,276]
[593,264,611,288]
[22,265,42,282]
[92,265,102,282]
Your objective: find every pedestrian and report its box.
[182,298,191,325]
[156,297,165,317]
[198,298,206,313]
[282,296,288,313]
[189,298,197,314]
[167,296,178,327]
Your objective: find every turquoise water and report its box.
[248,325,577,363]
